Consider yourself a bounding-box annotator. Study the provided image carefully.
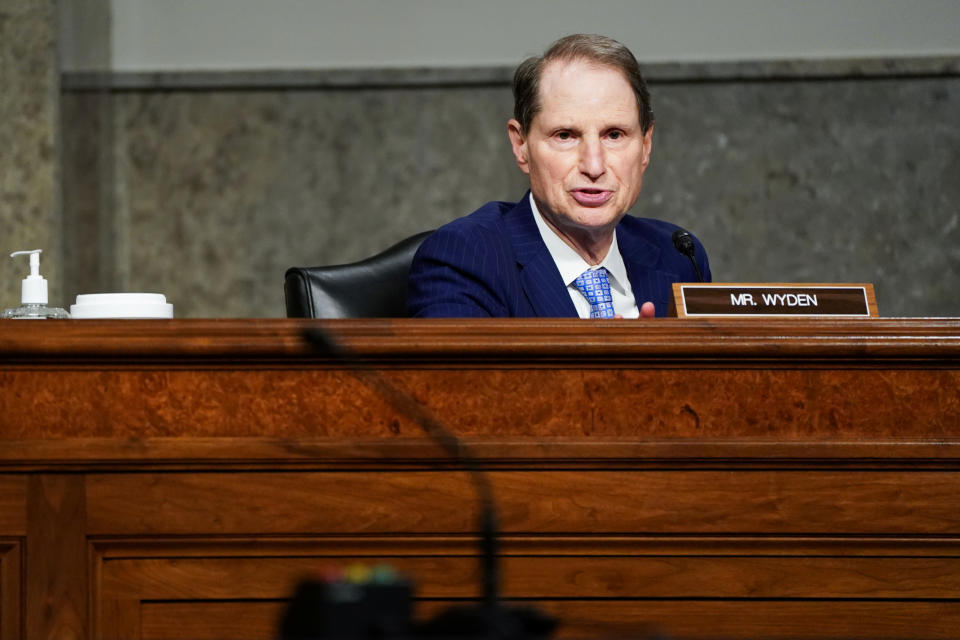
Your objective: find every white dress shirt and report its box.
[529,194,639,319]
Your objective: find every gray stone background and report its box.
[3,1,959,318]
[1,0,61,310]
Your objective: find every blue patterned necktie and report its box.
[574,268,616,318]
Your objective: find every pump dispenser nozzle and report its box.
[10,249,48,304]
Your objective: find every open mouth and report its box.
[571,189,613,206]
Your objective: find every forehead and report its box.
[535,58,639,126]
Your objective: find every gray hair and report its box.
[512,34,654,134]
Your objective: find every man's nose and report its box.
[578,138,605,179]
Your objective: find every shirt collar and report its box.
[528,193,630,294]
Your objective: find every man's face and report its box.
[508,58,653,244]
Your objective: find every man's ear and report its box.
[640,124,654,171]
[507,119,530,175]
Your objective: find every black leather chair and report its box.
[284,230,433,318]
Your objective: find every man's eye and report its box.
[556,131,572,140]
[608,130,623,140]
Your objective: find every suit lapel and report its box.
[504,197,681,317]
[617,223,678,309]
[505,195,579,318]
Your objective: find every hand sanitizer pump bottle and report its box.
[1,250,70,319]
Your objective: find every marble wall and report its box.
[651,73,960,315]
[60,61,959,318]
[0,0,61,310]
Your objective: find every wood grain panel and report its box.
[2,318,959,441]
[3,318,960,362]
[100,554,960,600]
[0,476,26,535]
[5,438,960,471]
[0,541,22,640]
[92,534,960,559]
[3,367,960,439]
[100,597,140,640]
[138,599,960,640]
[4,319,959,640]
[26,475,87,640]
[87,470,960,535]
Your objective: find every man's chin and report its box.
[538,198,624,235]
[569,204,625,230]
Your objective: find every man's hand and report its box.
[614,301,656,319]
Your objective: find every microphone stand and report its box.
[303,328,555,640]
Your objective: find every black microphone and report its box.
[299,328,555,640]
[672,229,704,283]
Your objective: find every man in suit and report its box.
[407,34,710,318]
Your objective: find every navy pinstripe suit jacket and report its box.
[406,193,710,318]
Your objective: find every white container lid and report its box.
[70,293,174,319]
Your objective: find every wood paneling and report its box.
[4,367,960,440]
[26,475,87,640]
[1,319,959,640]
[0,476,26,534]
[137,599,960,640]
[87,470,960,536]
[2,318,959,362]
[95,536,960,640]
[5,437,960,471]
[0,541,22,640]
[2,318,960,442]
[0,477,25,639]
[99,549,960,600]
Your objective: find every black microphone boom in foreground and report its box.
[672,229,704,283]
[284,327,557,640]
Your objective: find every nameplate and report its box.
[670,283,878,317]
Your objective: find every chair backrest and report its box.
[284,231,433,318]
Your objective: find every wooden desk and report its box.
[1,318,959,639]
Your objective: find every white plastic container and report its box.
[70,293,174,319]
